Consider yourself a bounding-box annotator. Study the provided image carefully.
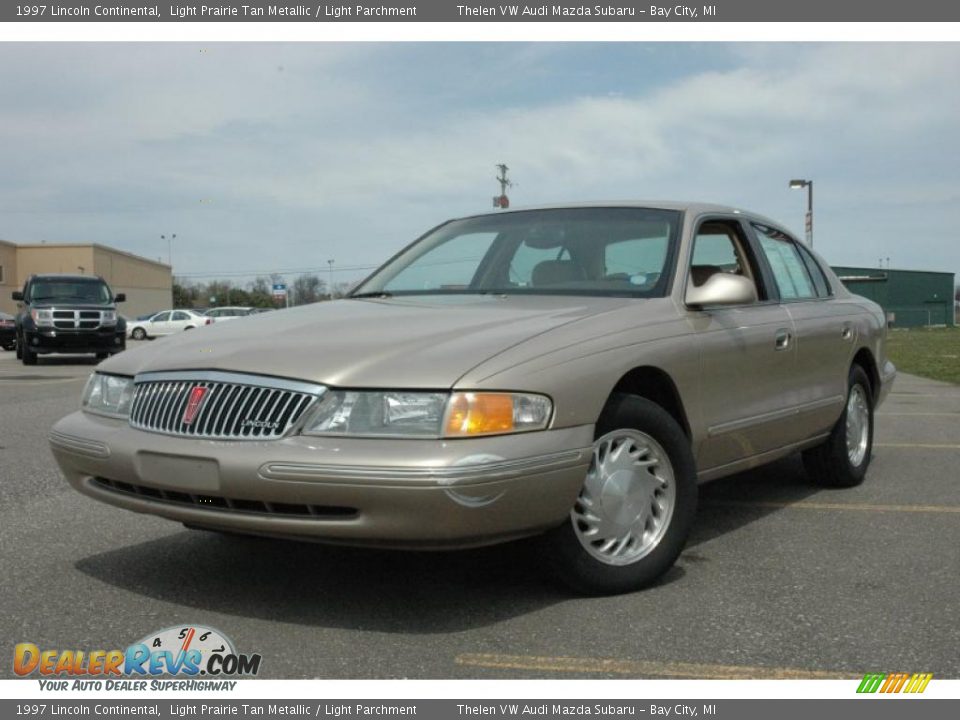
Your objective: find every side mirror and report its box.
[115,293,126,303]
[686,273,757,308]
[12,291,23,301]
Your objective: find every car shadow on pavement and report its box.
[75,454,823,633]
[28,355,100,366]
[687,454,826,550]
[76,531,575,633]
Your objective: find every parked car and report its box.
[49,202,894,594]
[204,306,253,322]
[12,274,126,365]
[127,309,213,340]
[0,312,15,351]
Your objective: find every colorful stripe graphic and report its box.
[857,673,933,694]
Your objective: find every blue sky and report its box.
[0,43,957,286]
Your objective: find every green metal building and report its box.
[832,267,956,328]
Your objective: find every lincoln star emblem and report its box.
[182,386,208,425]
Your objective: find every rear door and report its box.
[170,311,193,331]
[751,224,852,438]
[685,217,799,472]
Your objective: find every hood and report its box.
[100,295,635,388]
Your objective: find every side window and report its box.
[383,232,498,292]
[689,222,762,299]
[753,224,816,301]
[153,312,171,322]
[796,244,832,297]
[172,311,190,321]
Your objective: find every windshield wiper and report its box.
[349,292,393,299]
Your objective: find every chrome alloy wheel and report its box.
[571,429,676,566]
[846,384,870,466]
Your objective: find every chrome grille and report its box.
[52,309,105,329]
[129,371,323,440]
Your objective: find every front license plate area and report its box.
[136,452,220,493]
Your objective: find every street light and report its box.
[161,233,176,268]
[327,259,335,300]
[788,179,813,246]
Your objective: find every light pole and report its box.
[327,259,335,300]
[161,233,176,268]
[788,179,813,246]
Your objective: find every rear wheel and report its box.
[803,365,874,488]
[541,394,697,595]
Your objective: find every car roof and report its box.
[29,273,106,282]
[456,200,786,230]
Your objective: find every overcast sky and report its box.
[1,43,958,286]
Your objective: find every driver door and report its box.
[686,218,798,472]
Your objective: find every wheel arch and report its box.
[851,347,880,402]
[607,365,692,439]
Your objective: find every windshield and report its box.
[353,207,682,298]
[28,279,113,305]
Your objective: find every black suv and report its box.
[12,274,127,365]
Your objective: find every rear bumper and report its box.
[25,328,125,355]
[877,359,896,408]
[49,411,593,548]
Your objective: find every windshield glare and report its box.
[29,280,113,305]
[354,208,681,298]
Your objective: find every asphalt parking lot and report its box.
[1,345,958,679]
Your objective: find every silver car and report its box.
[49,202,895,594]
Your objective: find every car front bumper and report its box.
[49,411,593,548]
[24,328,125,355]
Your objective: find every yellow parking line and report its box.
[875,442,960,449]
[455,653,852,680]
[704,500,960,514]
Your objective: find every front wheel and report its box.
[21,340,37,365]
[131,327,147,341]
[803,365,874,487]
[541,394,697,595]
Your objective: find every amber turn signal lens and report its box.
[445,393,516,436]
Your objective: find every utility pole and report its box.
[161,233,176,268]
[493,164,514,209]
[327,259,335,300]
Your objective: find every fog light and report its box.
[31,337,40,345]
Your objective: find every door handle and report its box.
[774,328,792,351]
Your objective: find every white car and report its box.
[127,309,212,340]
[204,306,253,322]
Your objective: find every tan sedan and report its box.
[49,202,895,594]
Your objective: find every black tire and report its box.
[95,352,109,361]
[15,335,23,359]
[1,343,13,352]
[22,341,37,365]
[540,393,698,595]
[131,327,147,341]
[803,365,874,488]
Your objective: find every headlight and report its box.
[30,308,54,327]
[302,391,552,438]
[101,310,117,326]
[82,373,134,418]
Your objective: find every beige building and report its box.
[0,239,171,318]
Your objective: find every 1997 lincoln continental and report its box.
[50,203,895,594]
